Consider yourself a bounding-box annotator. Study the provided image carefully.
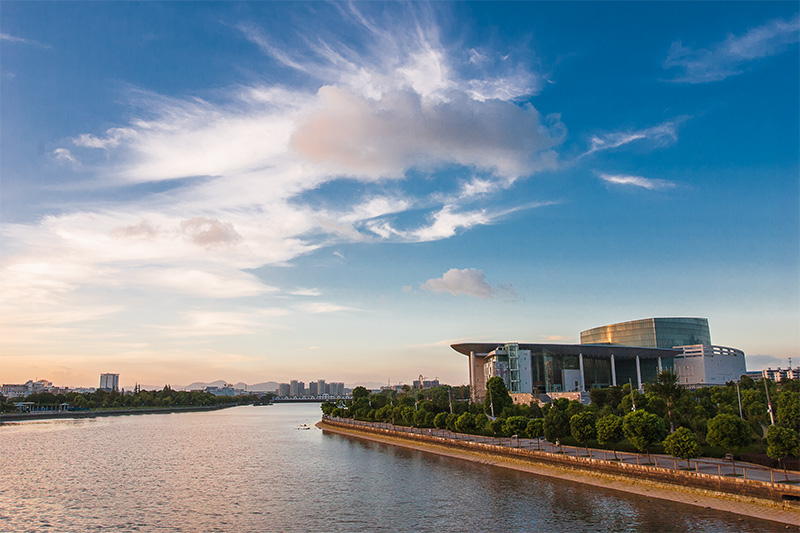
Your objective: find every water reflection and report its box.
[0,404,789,532]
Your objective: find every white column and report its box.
[469,351,475,403]
[579,353,585,391]
[636,355,642,390]
[658,357,663,374]
[611,354,617,386]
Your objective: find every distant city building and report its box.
[308,381,318,396]
[317,379,326,395]
[289,380,299,397]
[278,383,290,397]
[2,379,68,398]
[759,366,799,382]
[99,373,119,392]
[412,378,440,389]
[455,317,748,404]
[205,384,236,396]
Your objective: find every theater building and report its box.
[452,317,746,403]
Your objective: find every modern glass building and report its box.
[579,317,711,348]
[451,342,679,403]
[454,317,746,402]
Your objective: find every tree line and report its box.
[0,386,268,412]
[322,373,799,473]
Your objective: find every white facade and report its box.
[673,345,746,387]
[99,373,119,392]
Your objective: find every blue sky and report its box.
[1,2,798,388]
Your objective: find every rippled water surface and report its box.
[0,404,788,532]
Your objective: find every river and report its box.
[0,404,786,532]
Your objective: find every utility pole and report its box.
[764,379,775,425]
[736,382,743,419]
[488,383,495,418]
[448,388,453,414]
[629,378,636,412]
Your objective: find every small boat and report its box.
[296,423,311,430]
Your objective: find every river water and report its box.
[0,404,786,532]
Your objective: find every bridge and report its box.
[272,395,351,403]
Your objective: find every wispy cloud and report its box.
[1,4,555,347]
[663,15,800,83]
[0,32,51,49]
[583,119,684,157]
[597,172,676,191]
[421,268,515,299]
[53,148,79,166]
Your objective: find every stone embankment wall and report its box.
[0,404,236,422]
[319,418,800,509]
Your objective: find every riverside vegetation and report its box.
[0,386,267,413]
[321,373,799,474]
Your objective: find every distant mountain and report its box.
[179,380,278,392]
[351,381,390,390]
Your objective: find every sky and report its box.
[1,2,798,389]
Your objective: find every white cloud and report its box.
[53,148,79,165]
[663,15,800,83]
[73,127,136,149]
[1,6,558,347]
[0,32,50,48]
[421,268,514,299]
[597,172,676,191]
[583,119,683,157]
[296,302,357,314]
[290,288,321,297]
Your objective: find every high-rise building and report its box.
[317,379,327,395]
[308,381,318,396]
[289,380,299,397]
[278,383,290,397]
[99,373,119,392]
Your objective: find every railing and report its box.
[321,415,800,486]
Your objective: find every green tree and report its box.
[433,412,448,429]
[777,391,800,429]
[706,413,751,475]
[570,411,596,455]
[663,427,700,468]
[484,377,513,417]
[623,410,666,463]
[766,426,800,480]
[596,414,623,460]
[455,412,476,434]
[489,418,506,437]
[503,416,529,438]
[544,409,570,450]
[527,418,544,450]
[352,386,369,400]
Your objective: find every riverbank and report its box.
[318,419,800,527]
[0,403,242,423]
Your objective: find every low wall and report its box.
[0,404,237,422]
[319,418,800,509]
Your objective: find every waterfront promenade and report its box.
[319,416,800,526]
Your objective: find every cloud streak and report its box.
[583,119,684,157]
[597,172,676,191]
[663,15,800,83]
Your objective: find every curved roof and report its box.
[450,342,680,359]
